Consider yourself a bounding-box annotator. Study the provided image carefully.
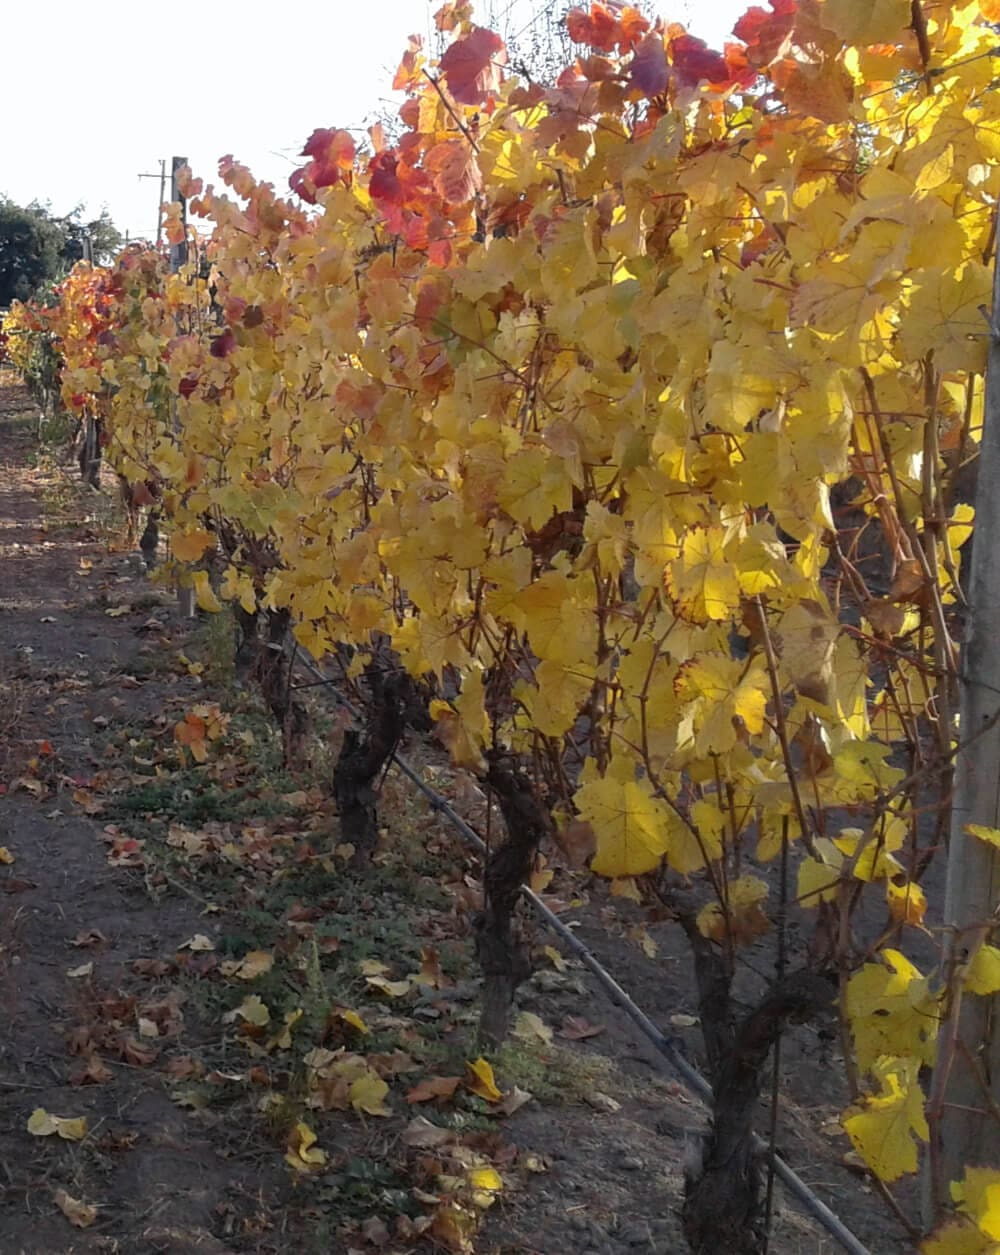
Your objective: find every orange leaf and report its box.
[406,1075,461,1104]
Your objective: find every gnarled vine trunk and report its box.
[475,756,552,1048]
[252,607,311,766]
[332,664,403,861]
[681,958,835,1255]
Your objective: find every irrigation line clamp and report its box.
[293,650,872,1255]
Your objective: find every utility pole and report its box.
[137,158,167,245]
[170,156,196,619]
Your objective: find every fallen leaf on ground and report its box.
[349,1071,391,1116]
[468,1165,503,1196]
[123,1036,159,1066]
[66,962,94,979]
[560,1015,605,1040]
[465,1057,502,1103]
[71,1055,113,1086]
[402,1116,454,1149]
[512,1011,553,1046]
[414,947,445,988]
[13,776,45,797]
[584,1091,621,1113]
[28,1109,87,1140]
[224,995,270,1027]
[0,847,14,864]
[221,949,273,980]
[53,1188,97,1228]
[496,1086,534,1117]
[543,945,568,972]
[407,1075,461,1104]
[362,1216,391,1246]
[179,933,215,952]
[336,1008,370,1035]
[365,974,413,997]
[285,1122,327,1172]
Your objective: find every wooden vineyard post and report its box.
[925,213,1000,1219]
[170,155,196,619]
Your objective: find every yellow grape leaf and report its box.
[465,1057,502,1103]
[669,798,725,876]
[233,950,273,980]
[53,1188,98,1228]
[220,565,258,615]
[886,879,927,927]
[697,876,770,946]
[705,340,781,434]
[497,447,573,532]
[950,1167,1000,1241]
[965,944,1000,996]
[338,1008,370,1035]
[899,262,992,374]
[666,526,741,623]
[365,974,413,997]
[285,1121,327,1172]
[842,1056,928,1182]
[268,1008,303,1051]
[514,659,593,738]
[674,654,768,756]
[170,528,214,562]
[468,1165,502,1193]
[28,1109,87,1141]
[797,840,843,907]
[349,1071,391,1116]
[966,824,1000,850]
[921,1220,995,1255]
[192,570,222,613]
[845,950,940,1071]
[230,995,271,1027]
[575,775,670,878]
[430,669,488,771]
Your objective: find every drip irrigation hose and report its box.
[293,650,872,1255]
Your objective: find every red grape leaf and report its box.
[439,25,507,105]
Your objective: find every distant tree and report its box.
[0,200,123,305]
[60,207,123,267]
[0,199,65,305]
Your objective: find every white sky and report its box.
[3,0,748,242]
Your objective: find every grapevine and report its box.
[6,1,1000,1249]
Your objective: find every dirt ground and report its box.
[0,378,914,1255]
